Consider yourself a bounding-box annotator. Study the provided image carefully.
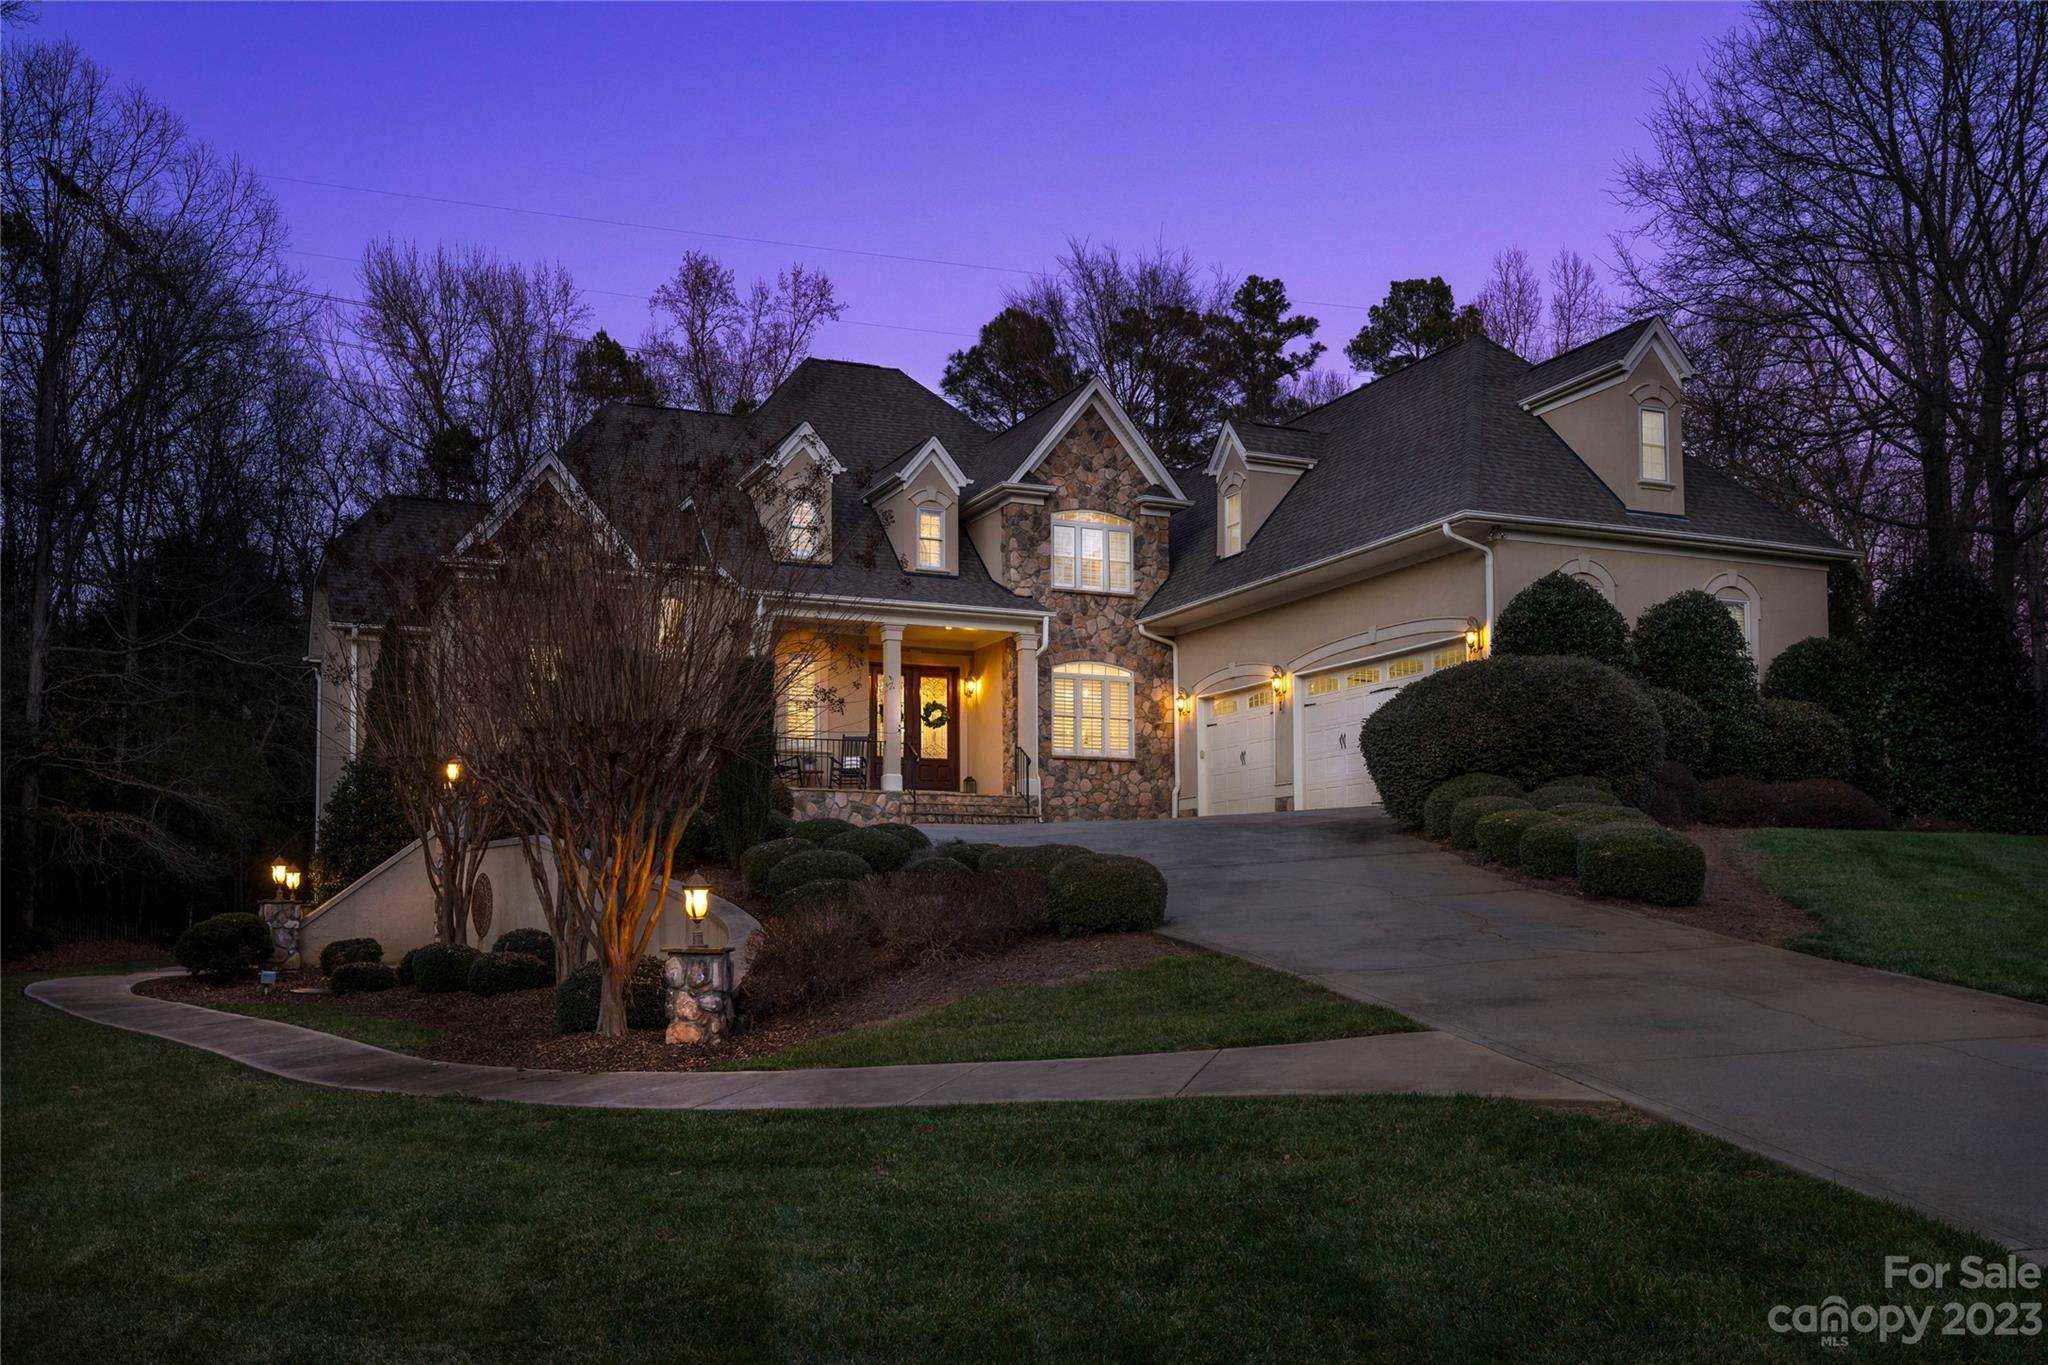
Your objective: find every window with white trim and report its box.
[784,661,819,738]
[916,507,944,570]
[1222,488,1243,556]
[1052,662,1135,758]
[1639,406,1669,483]
[1051,511,1134,594]
[789,496,822,560]
[1716,589,1753,651]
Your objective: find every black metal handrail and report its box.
[773,735,878,789]
[1015,743,1039,820]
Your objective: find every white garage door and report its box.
[1301,655,1429,810]
[1201,686,1276,815]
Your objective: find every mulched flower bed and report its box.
[137,931,1188,1073]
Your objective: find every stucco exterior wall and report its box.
[1169,549,1484,812]
[875,461,961,575]
[1537,349,1687,516]
[312,609,383,831]
[999,403,1175,820]
[1212,446,1303,556]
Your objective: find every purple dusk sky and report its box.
[40,1,1744,389]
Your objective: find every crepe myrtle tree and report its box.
[428,443,846,1034]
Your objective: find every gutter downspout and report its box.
[1441,523,1493,651]
[1136,620,1181,818]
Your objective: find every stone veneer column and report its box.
[880,623,904,792]
[1014,630,1041,797]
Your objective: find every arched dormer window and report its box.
[1638,404,1670,484]
[1222,485,1243,556]
[789,495,822,561]
[915,505,945,571]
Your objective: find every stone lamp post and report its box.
[259,859,303,969]
[664,871,734,1045]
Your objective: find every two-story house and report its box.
[309,317,1852,829]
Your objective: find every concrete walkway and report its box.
[24,972,1599,1111]
[932,811,2048,1257]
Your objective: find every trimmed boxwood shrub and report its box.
[1449,795,1529,849]
[174,913,273,980]
[1491,573,1633,669]
[329,961,398,994]
[741,837,814,894]
[491,928,555,965]
[1642,760,1700,827]
[789,817,856,844]
[929,839,994,870]
[769,777,795,817]
[318,936,383,975]
[1538,776,1613,795]
[1517,817,1594,878]
[764,848,873,901]
[1047,854,1168,936]
[764,811,795,841]
[1633,589,1763,778]
[981,843,1092,877]
[901,856,972,879]
[872,822,931,850]
[554,958,668,1033]
[1759,699,1851,782]
[468,950,553,996]
[1548,801,1651,824]
[1767,779,1893,830]
[825,827,914,873]
[773,877,863,917]
[1762,635,1866,718]
[1361,656,1665,828]
[1474,806,1554,864]
[1695,777,1776,828]
[1575,825,1706,905]
[1422,774,1521,839]
[411,942,481,995]
[1648,687,1713,773]
[1527,784,1620,811]
[397,946,424,987]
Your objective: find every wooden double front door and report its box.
[871,664,959,791]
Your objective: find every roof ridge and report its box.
[1522,315,1656,373]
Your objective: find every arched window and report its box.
[1638,405,1670,483]
[1705,572,1759,653]
[1052,662,1135,758]
[789,496,822,561]
[915,506,945,570]
[1222,486,1243,556]
[1052,511,1133,594]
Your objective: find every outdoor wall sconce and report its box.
[681,870,711,947]
[1270,670,1291,699]
[963,676,980,702]
[1175,692,1192,716]
[444,758,463,784]
[1464,619,1483,655]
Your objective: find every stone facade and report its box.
[789,789,916,826]
[999,403,1175,821]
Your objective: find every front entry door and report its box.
[871,665,960,792]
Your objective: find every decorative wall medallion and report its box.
[469,873,494,940]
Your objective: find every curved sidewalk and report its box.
[26,972,1602,1112]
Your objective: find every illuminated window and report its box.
[1345,667,1380,687]
[1388,657,1423,679]
[1053,662,1134,758]
[1210,696,1238,718]
[1717,590,1752,649]
[1432,646,1467,671]
[1223,489,1243,556]
[1246,689,1273,709]
[1052,512,1133,594]
[789,496,822,560]
[1639,407,1669,483]
[916,507,944,570]
[1306,675,1339,697]
[784,662,819,738]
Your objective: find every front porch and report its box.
[775,617,1043,822]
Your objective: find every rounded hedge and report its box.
[741,837,815,894]
[1422,774,1521,840]
[554,957,667,1033]
[1492,572,1632,670]
[929,839,994,871]
[329,961,398,994]
[1517,816,1595,878]
[318,936,383,975]
[1575,825,1706,905]
[1474,806,1554,864]
[1648,687,1713,773]
[1047,854,1168,936]
[1360,655,1665,828]
[773,877,864,917]
[825,827,914,873]
[491,928,554,965]
[1633,589,1762,778]
[174,913,273,980]
[397,946,424,987]
[1642,760,1701,827]
[1762,635,1867,718]
[764,848,873,901]
[468,950,554,996]
[1539,775,1614,794]
[981,843,1093,877]
[1759,699,1851,782]
[764,811,796,841]
[1527,784,1621,811]
[871,822,931,850]
[1694,777,1776,828]
[789,817,856,844]
[900,856,972,879]
[1766,778,1893,830]
[1548,801,1651,825]
[1449,795,1530,849]
[411,942,482,995]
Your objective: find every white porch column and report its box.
[880,623,905,792]
[1014,630,1041,797]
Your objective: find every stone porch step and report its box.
[911,792,1037,826]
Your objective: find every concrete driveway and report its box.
[931,809,2048,1256]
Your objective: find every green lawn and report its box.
[1742,830,2048,1003]
[219,1000,442,1053]
[4,970,2029,1362]
[724,949,1417,1071]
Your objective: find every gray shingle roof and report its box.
[1231,422,1327,462]
[1140,333,1846,620]
[955,377,1092,493]
[318,495,487,625]
[1515,317,1657,401]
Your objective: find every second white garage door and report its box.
[1201,686,1276,815]
[1300,658,1424,810]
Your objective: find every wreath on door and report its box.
[920,698,950,729]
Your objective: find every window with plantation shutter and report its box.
[1051,512,1134,595]
[1052,662,1135,758]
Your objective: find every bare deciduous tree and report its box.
[643,251,845,414]
[1547,248,1612,357]
[1474,247,1544,358]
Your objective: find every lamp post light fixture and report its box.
[682,870,711,947]
[284,868,302,899]
[270,861,290,892]
[444,758,463,785]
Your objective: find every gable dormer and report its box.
[745,422,841,564]
[1204,422,1321,557]
[866,436,970,575]
[1518,317,1692,517]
